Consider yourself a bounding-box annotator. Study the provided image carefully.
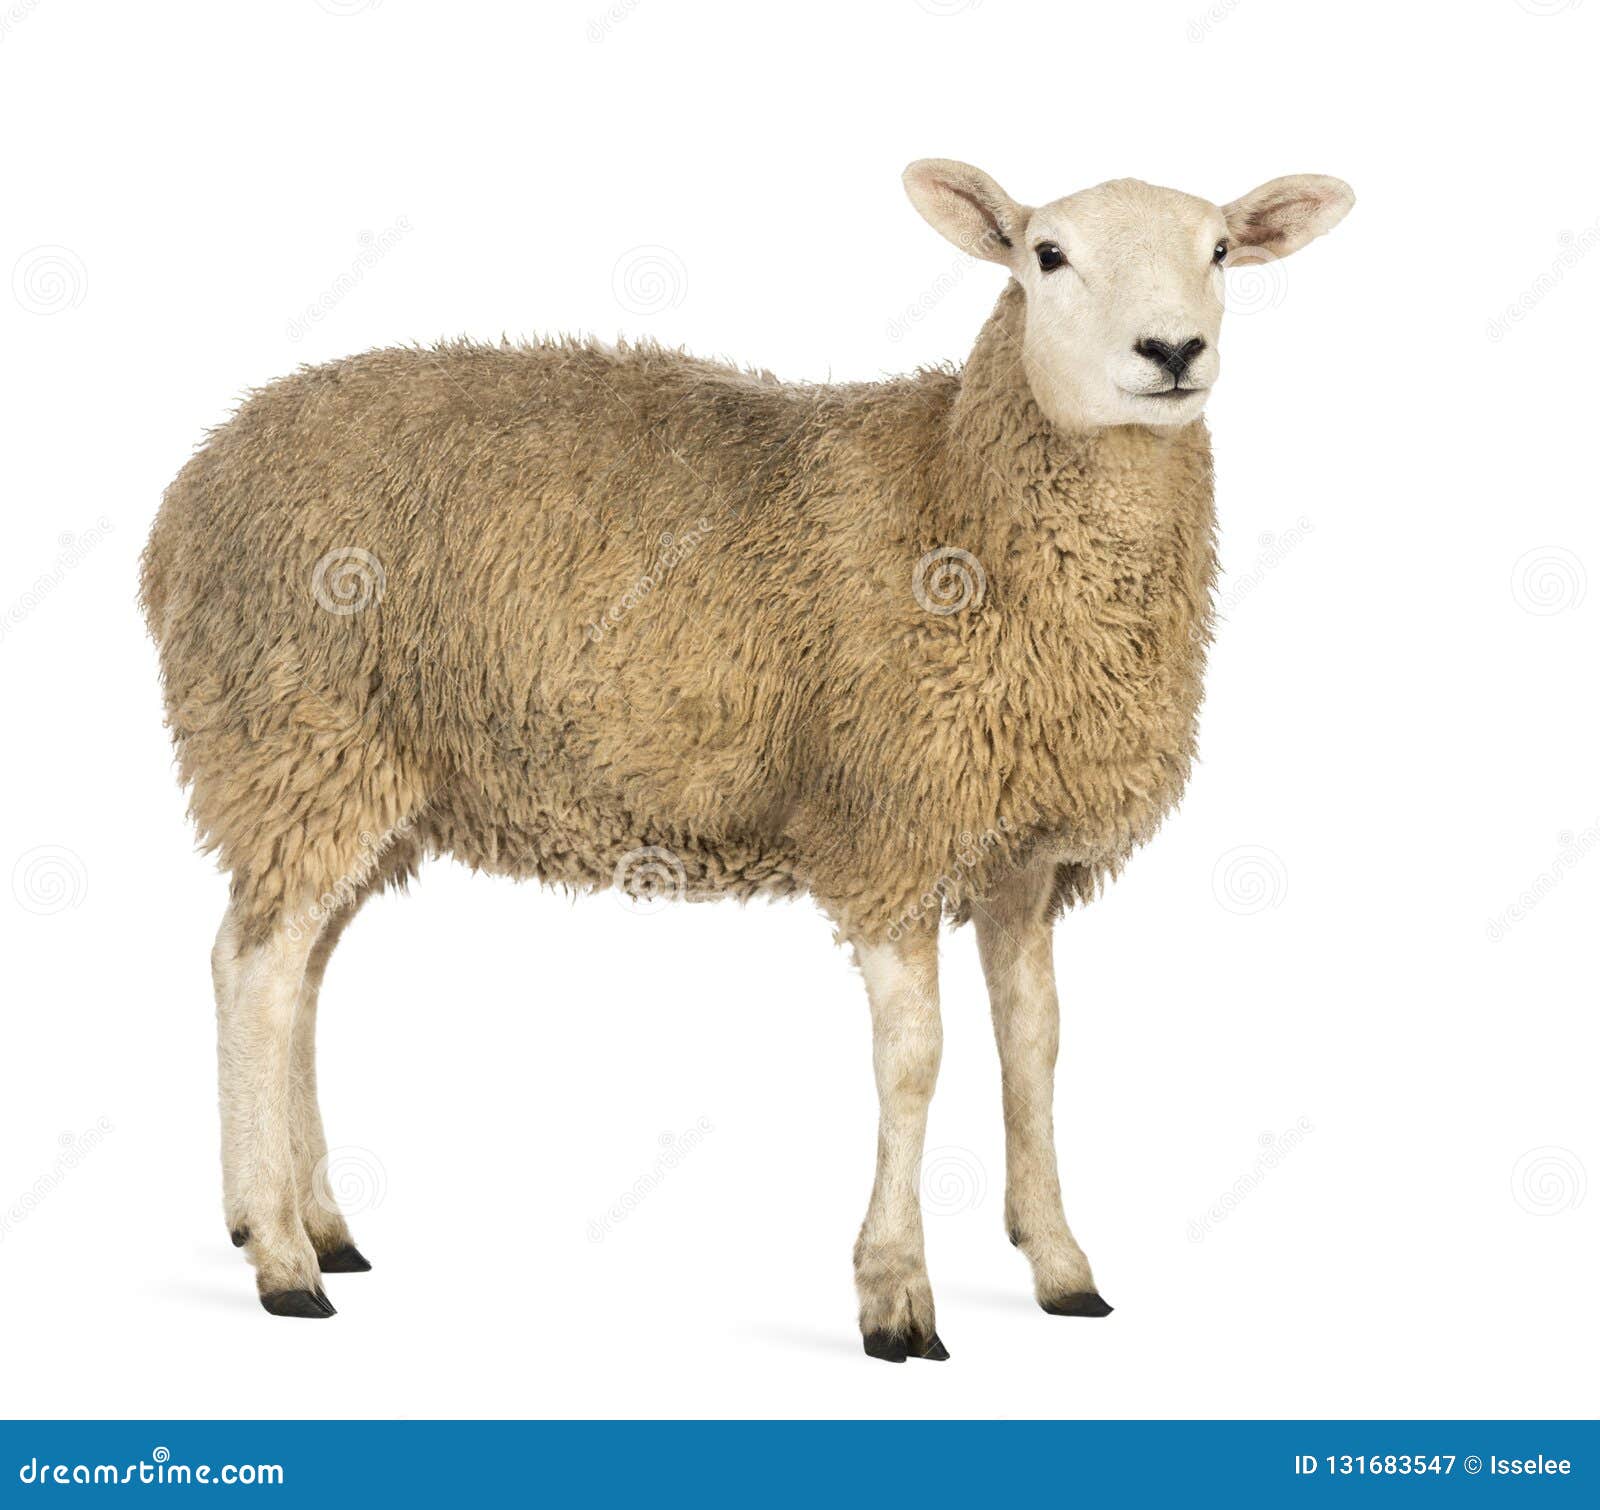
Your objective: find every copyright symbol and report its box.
[1464,1456,1482,1475]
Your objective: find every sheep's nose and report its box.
[1134,336,1206,382]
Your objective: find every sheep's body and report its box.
[140,157,1350,1349]
[142,284,1215,945]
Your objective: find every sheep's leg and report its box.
[289,902,370,1273]
[213,902,332,1317]
[972,864,1111,1317]
[290,833,420,1269]
[851,929,949,1362]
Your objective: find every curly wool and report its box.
[140,282,1215,944]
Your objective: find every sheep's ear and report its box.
[903,159,1028,265]
[1222,174,1354,260]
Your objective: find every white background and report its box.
[2,0,1595,1421]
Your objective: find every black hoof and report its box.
[260,1287,337,1319]
[317,1244,372,1273]
[230,1226,250,1248]
[1041,1291,1114,1318]
[863,1329,906,1362]
[862,1329,950,1363]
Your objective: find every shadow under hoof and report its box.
[862,1329,951,1363]
[1040,1291,1114,1317]
[317,1244,372,1273]
[260,1287,337,1319]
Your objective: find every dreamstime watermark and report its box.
[1204,517,1313,634]
[586,0,640,41]
[18,1448,282,1488]
[1486,819,1600,941]
[1223,245,1288,317]
[913,546,986,615]
[312,1145,388,1217]
[1487,218,1600,340]
[587,1118,714,1241]
[0,1120,113,1243]
[12,245,87,314]
[887,819,1016,941]
[611,244,687,316]
[1187,1118,1313,1241]
[613,845,688,914]
[1187,0,1242,42]
[284,811,421,942]
[586,517,717,640]
[0,0,44,41]
[921,1146,988,1214]
[1510,1146,1586,1213]
[1510,546,1586,614]
[888,260,971,342]
[886,226,1008,341]
[311,546,386,615]
[286,217,411,341]
[1514,0,1583,17]
[0,518,114,642]
[1211,845,1288,915]
[11,844,88,916]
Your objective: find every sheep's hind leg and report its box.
[290,901,371,1274]
[851,928,949,1362]
[282,834,419,1273]
[972,862,1110,1318]
[214,901,332,1317]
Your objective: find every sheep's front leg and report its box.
[972,864,1111,1317]
[213,903,333,1317]
[851,929,949,1362]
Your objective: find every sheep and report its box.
[140,159,1353,1353]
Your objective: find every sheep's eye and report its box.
[1213,240,1228,264]
[1035,241,1066,272]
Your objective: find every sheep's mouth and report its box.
[1122,385,1208,402]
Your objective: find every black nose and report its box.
[1134,336,1206,382]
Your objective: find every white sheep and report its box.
[140,159,1353,1353]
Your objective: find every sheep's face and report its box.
[904,161,1353,433]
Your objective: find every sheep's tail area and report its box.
[138,500,173,646]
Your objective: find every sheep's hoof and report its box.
[1040,1291,1113,1318]
[317,1244,372,1273]
[260,1288,337,1319]
[862,1329,950,1363]
[229,1226,250,1248]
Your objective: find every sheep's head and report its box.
[903,160,1353,432]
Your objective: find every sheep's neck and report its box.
[940,281,1211,539]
